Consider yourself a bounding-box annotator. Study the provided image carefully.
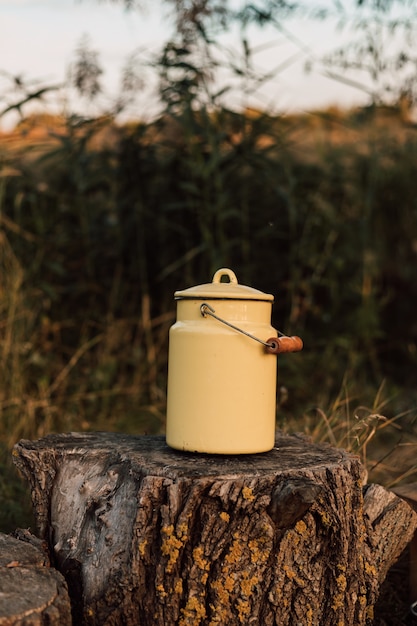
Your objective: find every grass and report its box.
[290,379,417,487]
[1,104,417,537]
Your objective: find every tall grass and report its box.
[2,105,417,434]
[281,379,417,487]
[1,49,417,531]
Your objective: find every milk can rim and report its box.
[174,283,274,301]
[174,293,274,301]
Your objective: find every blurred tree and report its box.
[104,0,417,110]
[69,35,103,100]
[2,0,417,124]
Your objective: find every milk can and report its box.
[166,268,303,454]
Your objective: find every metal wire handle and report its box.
[200,303,303,354]
[200,303,279,349]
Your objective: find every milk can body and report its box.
[166,269,278,454]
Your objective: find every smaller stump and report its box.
[0,531,71,626]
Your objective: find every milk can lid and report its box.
[174,268,274,301]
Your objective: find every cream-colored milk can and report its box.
[166,268,302,454]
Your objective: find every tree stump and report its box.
[13,431,417,626]
[0,530,71,625]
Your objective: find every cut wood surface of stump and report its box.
[13,431,417,626]
[0,531,71,626]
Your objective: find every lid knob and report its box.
[212,268,238,284]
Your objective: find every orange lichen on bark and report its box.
[155,583,167,598]
[240,572,259,596]
[223,531,244,566]
[193,546,210,572]
[138,539,147,557]
[248,536,270,564]
[224,574,235,592]
[364,561,377,577]
[294,519,307,535]
[331,574,347,610]
[242,486,255,502]
[236,598,251,622]
[179,595,206,625]
[161,524,186,573]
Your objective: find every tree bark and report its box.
[0,530,71,626]
[13,431,417,626]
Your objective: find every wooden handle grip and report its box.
[266,336,303,354]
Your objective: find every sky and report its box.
[0,0,371,129]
